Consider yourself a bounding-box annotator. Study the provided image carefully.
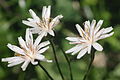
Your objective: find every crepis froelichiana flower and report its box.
[66,20,114,59]
[2,28,52,71]
[22,5,63,37]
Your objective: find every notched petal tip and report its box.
[48,5,51,9]
[58,15,63,18]
[99,20,104,22]
[18,36,23,41]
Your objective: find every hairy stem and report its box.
[83,49,95,80]
[50,40,65,80]
[60,47,73,80]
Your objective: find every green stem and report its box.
[60,47,73,80]
[50,40,65,80]
[38,63,54,80]
[83,49,95,80]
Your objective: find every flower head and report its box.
[2,28,52,71]
[22,6,63,37]
[66,20,114,59]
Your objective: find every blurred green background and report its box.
[0,0,120,80]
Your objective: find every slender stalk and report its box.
[50,40,65,80]
[60,47,73,80]
[83,49,95,80]
[38,62,54,80]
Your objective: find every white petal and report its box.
[46,60,52,62]
[93,42,103,51]
[94,20,103,34]
[69,39,87,44]
[66,37,80,42]
[84,21,90,33]
[98,32,114,40]
[102,27,113,34]
[21,60,30,71]
[29,9,40,22]
[87,45,91,54]
[6,57,24,67]
[95,28,104,39]
[90,20,96,29]
[65,45,79,53]
[76,24,84,37]
[31,60,38,65]
[37,41,50,50]
[42,6,51,24]
[76,24,88,39]
[90,20,96,37]
[45,6,51,21]
[41,31,47,36]
[34,34,44,47]
[48,30,55,36]
[71,45,85,55]
[49,15,63,28]
[8,57,24,64]
[86,20,90,27]
[77,48,88,59]
[27,18,34,21]
[35,54,45,60]
[38,46,49,54]
[18,37,28,51]
[22,20,38,28]
[42,6,47,19]
[25,28,33,46]
[29,28,41,34]
[27,18,39,24]
[7,43,25,55]
[8,60,24,67]
[2,57,22,62]
[35,54,52,62]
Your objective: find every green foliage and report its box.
[0,0,120,80]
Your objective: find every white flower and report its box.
[66,20,114,59]
[22,6,63,37]
[2,28,52,71]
